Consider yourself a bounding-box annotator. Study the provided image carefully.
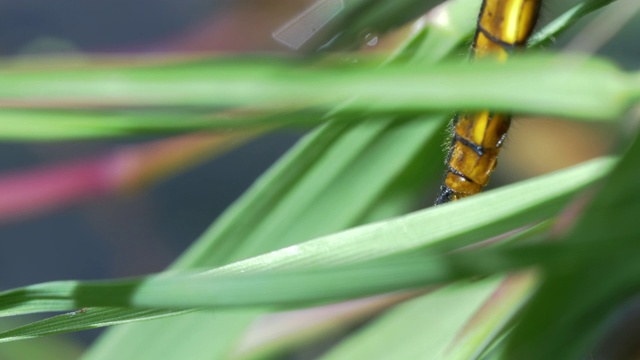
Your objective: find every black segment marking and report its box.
[454,133,485,156]
[477,24,519,51]
[446,167,476,184]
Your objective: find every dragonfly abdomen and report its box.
[435,0,541,205]
[436,112,511,204]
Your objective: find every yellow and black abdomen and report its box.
[435,0,541,205]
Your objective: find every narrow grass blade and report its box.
[0,55,637,123]
[232,291,424,360]
[0,157,615,321]
[530,0,620,47]
[319,278,504,360]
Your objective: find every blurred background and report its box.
[0,0,638,355]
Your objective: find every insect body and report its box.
[435,0,542,204]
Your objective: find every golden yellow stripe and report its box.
[475,0,541,59]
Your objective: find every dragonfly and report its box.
[435,0,542,204]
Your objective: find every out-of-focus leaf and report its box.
[0,55,637,122]
[320,278,505,360]
[505,130,640,359]
[232,291,424,360]
[0,131,258,222]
